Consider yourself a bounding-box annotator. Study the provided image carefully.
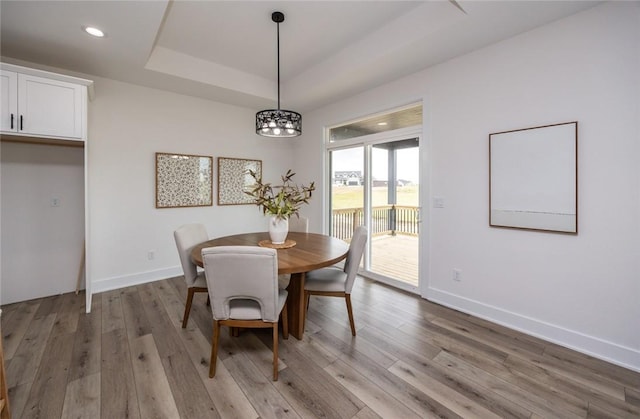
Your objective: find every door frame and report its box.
[325,125,425,294]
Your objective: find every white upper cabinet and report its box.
[1,64,93,141]
[18,74,83,139]
[0,70,18,133]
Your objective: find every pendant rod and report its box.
[276,19,281,110]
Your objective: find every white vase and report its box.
[268,216,289,244]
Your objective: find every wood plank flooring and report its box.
[1,276,639,418]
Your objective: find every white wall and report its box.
[1,142,84,304]
[294,2,640,370]
[87,77,294,293]
[0,56,295,303]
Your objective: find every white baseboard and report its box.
[91,266,183,295]
[427,287,640,373]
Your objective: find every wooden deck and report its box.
[370,233,419,286]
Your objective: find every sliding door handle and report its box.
[10,113,14,129]
[20,115,23,131]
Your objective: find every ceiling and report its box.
[330,104,423,142]
[0,1,599,113]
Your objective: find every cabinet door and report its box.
[18,73,83,139]
[0,70,18,132]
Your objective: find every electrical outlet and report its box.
[147,250,155,261]
[51,197,60,207]
[433,196,444,208]
[452,268,462,281]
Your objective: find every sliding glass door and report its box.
[369,139,419,287]
[328,135,421,292]
[329,147,364,244]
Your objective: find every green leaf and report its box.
[244,169,316,219]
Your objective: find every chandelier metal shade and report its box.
[256,11,301,138]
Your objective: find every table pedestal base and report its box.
[286,272,306,340]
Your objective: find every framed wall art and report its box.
[489,121,578,234]
[155,152,213,208]
[217,157,262,205]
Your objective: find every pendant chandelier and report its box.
[256,11,302,138]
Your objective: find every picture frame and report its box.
[489,121,578,234]
[155,152,213,208]
[217,157,262,205]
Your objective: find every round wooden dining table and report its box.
[191,231,349,339]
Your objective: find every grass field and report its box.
[332,185,419,209]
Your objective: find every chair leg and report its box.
[182,288,196,328]
[209,320,220,378]
[345,294,356,336]
[272,322,279,381]
[281,302,289,339]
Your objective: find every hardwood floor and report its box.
[1,277,639,418]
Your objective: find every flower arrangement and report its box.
[245,169,315,220]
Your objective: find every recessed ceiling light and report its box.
[83,26,105,38]
[377,122,388,126]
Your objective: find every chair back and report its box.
[289,215,309,233]
[343,226,368,293]
[202,246,280,322]
[174,224,209,286]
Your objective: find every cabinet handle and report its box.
[10,114,14,129]
[20,115,23,131]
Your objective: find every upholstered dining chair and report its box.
[202,246,288,381]
[174,223,209,328]
[288,215,309,233]
[278,215,309,289]
[304,225,368,336]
